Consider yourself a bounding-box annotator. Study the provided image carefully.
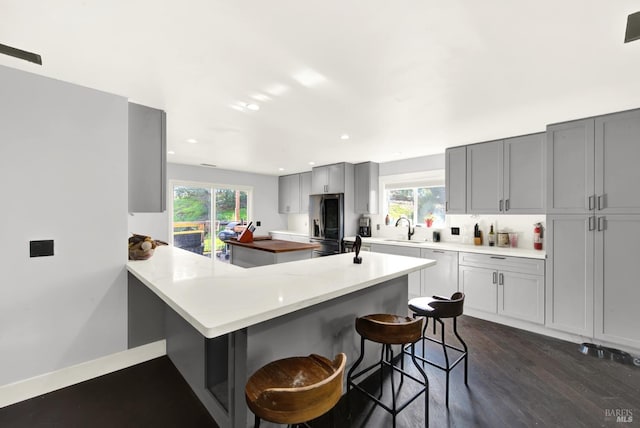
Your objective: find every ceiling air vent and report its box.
[0,43,42,64]
[625,11,640,43]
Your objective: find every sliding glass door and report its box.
[172,181,250,259]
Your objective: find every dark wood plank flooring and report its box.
[1,316,638,427]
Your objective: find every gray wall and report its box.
[128,163,286,241]
[379,153,445,176]
[0,65,129,385]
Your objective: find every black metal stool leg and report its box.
[453,316,469,386]
[409,342,429,428]
[388,345,397,428]
[254,414,261,428]
[347,335,367,420]
[438,318,451,408]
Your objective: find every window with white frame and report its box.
[381,170,445,228]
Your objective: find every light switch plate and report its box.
[30,240,54,257]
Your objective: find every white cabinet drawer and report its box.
[459,252,544,275]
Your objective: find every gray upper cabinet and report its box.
[300,171,312,213]
[503,133,545,213]
[466,134,545,214]
[354,162,379,214]
[595,109,640,214]
[311,163,348,194]
[128,102,166,213]
[466,140,503,213]
[445,147,466,214]
[548,108,640,214]
[278,174,301,214]
[546,119,595,213]
[278,172,312,214]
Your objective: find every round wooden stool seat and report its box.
[356,313,423,345]
[245,353,346,426]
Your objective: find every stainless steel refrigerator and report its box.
[309,193,344,256]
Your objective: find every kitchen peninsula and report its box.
[127,245,435,428]
[226,237,319,267]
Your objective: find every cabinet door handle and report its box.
[597,216,605,232]
[498,273,504,285]
[499,199,503,212]
[490,256,506,260]
[505,199,510,211]
[432,250,445,253]
[445,201,449,212]
[492,272,497,284]
[597,195,604,210]
[588,195,595,211]
[588,216,596,231]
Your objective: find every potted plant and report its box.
[424,213,435,228]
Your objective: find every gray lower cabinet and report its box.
[545,215,594,336]
[128,102,166,213]
[370,244,422,299]
[458,252,545,324]
[420,249,458,298]
[594,215,640,349]
[445,146,466,214]
[547,214,640,349]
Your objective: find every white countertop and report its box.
[127,246,435,338]
[344,236,546,259]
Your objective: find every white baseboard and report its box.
[0,340,166,409]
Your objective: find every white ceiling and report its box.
[2,1,639,175]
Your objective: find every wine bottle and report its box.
[488,224,495,246]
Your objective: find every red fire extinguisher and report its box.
[533,223,543,250]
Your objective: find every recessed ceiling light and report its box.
[167,150,175,155]
[340,134,350,140]
[246,103,260,111]
[186,138,198,144]
[251,93,271,102]
[278,167,285,171]
[308,161,315,166]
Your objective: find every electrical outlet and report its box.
[256,221,261,227]
[451,227,460,236]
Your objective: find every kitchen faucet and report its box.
[395,217,415,240]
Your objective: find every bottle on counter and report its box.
[488,224,495,246]
[385,214,390,226]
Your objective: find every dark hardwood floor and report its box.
[1,316,638,427]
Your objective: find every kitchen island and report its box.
[226,237,319,267]
[127,246,434,428]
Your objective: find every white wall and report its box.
[0,65,128,386]
[379,153,445,176]
[128,163,286,241]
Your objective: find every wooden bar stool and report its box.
[347,314,429,428]
[408,292,468,408]
[245,353,346,428]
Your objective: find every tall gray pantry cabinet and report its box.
[545,108,640,350]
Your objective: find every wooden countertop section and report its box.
[227,238,320,253]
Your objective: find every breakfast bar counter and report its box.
[127,246,434,428]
